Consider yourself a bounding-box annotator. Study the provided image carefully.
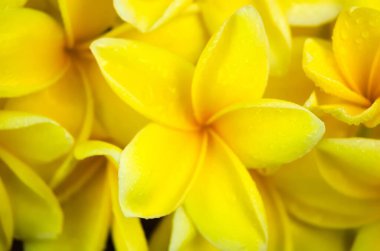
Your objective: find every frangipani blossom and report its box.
[0,111,73,250]
[303,7,380,127]
[92,6,324,250]
[24,141,147,251]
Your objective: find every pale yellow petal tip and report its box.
[74,140,121,164]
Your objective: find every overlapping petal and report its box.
[24,168,111,251]
[91,38,197,130]
[0,111,73,165]
[199,0,291,75]
[169,208,218,251]
[0,8,69,97]
[57,0,118,46]
[0,148,63,239]
[273,152,380,228]
[316,138,380,199]
[184,132,267,250]
[212,99,324,168]
[0,0,27,9]
[333,7,380,95]
[192,5,269,123]
[119,123,206,218]
[108,163,148,251]
[109,6,209,63]
[303,38,370,106]
[113,0,191,32]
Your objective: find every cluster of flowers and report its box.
[1,0,380,250]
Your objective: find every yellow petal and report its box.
[287,1,342,26]
[57,0,118,46]
[184,132,267,250]
[108,163,148,251]
[0,8,69,97]
[0,178,13,251]
[24,168,111,251]
[192,6,269,123]
[352,221,380,251]
[114,0,191,32]
[316,138,380,199]
[199,1,291,75]
[169,208,218,251]
[333,7,380,95]
[5,64,87,137]
[303,38,370,106]
[91,38,197,130]
[272,152,380,228]
[81,58,148,147]
[75,141,122,166]
[318,98,380,127]
[108,7,209,64]
[265,37,315,105]
[0,0,27,9]
[0,147,63,239]
[119,123,206,218]
[212,99,324,168]
[253,175,291,251]
[0,111,73,165]
[290,217,352,251]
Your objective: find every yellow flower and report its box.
[303,7,380,127]
[23,141,148,251]
[0,111,73,250]
[91,6,324,249]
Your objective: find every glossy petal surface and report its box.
[119,124,206,218]
[91,38,197,130]
[213,99,324,168]
[185,132,267,251]
[0,8,69,97]
[192,5,269,123]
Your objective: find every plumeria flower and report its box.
[149,173,293,251]
[0,111,73,250]
[303,6,380,127]
[24,141,148,251]
[91,6,324,250]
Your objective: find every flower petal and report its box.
[192,6,269,123]
[113,0,191,32]
[0,148,63,239]
[272,152,380,228]
[108,7,209,64]
[0,178,13,251]
[333,7,380,95]
[57,0,118,46]
[303,38,370,106]
[119,123,206,218]
[265,37,315,105]
[199,1,290,75]
[169,208,218,251]
[287,1,342,26]
[0,0,27,9]
[91,38,197,130]
[352,221,380,251]
[5,65,87,137]
[318,98,380,127]
[108,163,148,251]
[75,141,122,166]
[212,99,324,168]
[316,138,380,199]
[0,8,69,97]
[184,132,267,250]
[24,168,111,251]
[0,111,73,165]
